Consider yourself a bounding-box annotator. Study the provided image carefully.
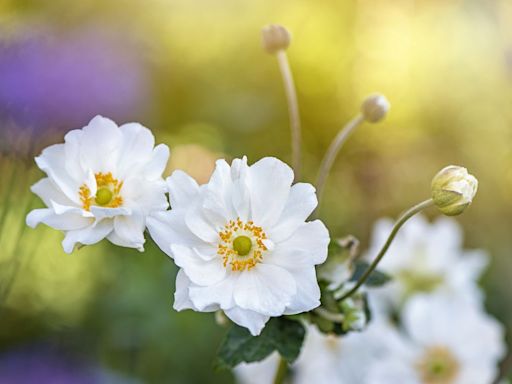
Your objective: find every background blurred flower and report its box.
[367,294,506,384]
[0,24,151,156]
[364,215,488,314]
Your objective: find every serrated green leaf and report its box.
[350,261,391,287]
[215,317,305,370]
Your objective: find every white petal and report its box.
[189,275,237,310]
[147,210,204,257]
[234,264,296,316]
[202,159,236,222]
[63,129,88,181]
[185,203,219,243]
[79,115,121,172]
[267,220,329,267]
[247,157,293,227]
[35,144,81,203]
[224,307,270,336]
[90,206,131,220]
[284,267,321,315]
[113,213,145,250]
[61,219,113,253]
[30,178,77,208]
[171,244,226,286]
[107,231,141,249]
[143,144,170,180]
[174,269,197,311]
[268,183,318,242]
[117,122,155,174]
[26,208,92,230]
[166,170,200,208]
[121,177,168,214]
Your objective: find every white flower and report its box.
[147,156,330,335]
[431,165,478,216]
[367,294,506,384]
[26,115,169,253]
[235,320,401,384]
[364,215,488,314]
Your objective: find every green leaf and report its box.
[215,317,305,369]
[350,261,391,287]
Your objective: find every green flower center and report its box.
[95,187,113,206]
[417,346,459,384]
[233,235,252,256]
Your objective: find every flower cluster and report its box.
[24,23,501,384]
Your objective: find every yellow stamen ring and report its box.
[79,172,123,211]
[218,218,268,272]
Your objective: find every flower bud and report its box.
[431,165,478,216]
[361,94,390,123]
[261,24,291,54]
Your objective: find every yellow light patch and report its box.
[79,172,123,211]
[218,218,268,272]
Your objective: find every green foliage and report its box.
[350,261,391,287]
[216,317,305,369]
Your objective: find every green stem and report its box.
[276,50,301,179]
[315,114,365,209]
[338,198,435,301]
[273,357,288,384]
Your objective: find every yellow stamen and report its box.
[79,172,123,211]
[218,218,268,272]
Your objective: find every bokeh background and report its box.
[1,0,512,382]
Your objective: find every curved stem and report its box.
[273,357,288,384]
[338,198,435,302]
[315,114,364,208]
[276,50,301,179]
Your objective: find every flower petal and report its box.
[224,307,270,336]
[173,269,197,311]
[172,244,226,286]
[267,220,329,267]
[79,115,122,172]
[284,267,321,315]
[113,212,145,250]
[143,144,170,180]
[26,208,92,230]
[247,157,293,227]
[234,264,296,316]
[30,178,77,208]
[268,183,318,242]
[188,275,237,310]
[185,203,219,243]
[61,219,113,253]
[167,170,200,208]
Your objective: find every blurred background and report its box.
[1,0,512,382]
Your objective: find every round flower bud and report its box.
[361,94,390,123]
[261,24,291,54]
[431,165,478,216]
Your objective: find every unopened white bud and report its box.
[431,165,478,216]
[261,24,291,54]
[361,94,390,123]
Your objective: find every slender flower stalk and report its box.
[315,114,364,204]
[338,198,435,302]
[314,307,345,323]
[273,357,288,384]
[262,24,301,177]
[276,50,301,178]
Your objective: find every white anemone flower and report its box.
[364,215,488,314]
[235,320,402,384]
[147,156,329,335]
[367,294,506,384]
[26,115,169,253]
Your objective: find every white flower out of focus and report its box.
[364,215,488,314]
[26,115,170,253]
[367,294,506,384]
[235,321,401,384]
[147,156,330,335]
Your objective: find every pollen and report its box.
[79,172,123,211]
[218,218,268,272]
